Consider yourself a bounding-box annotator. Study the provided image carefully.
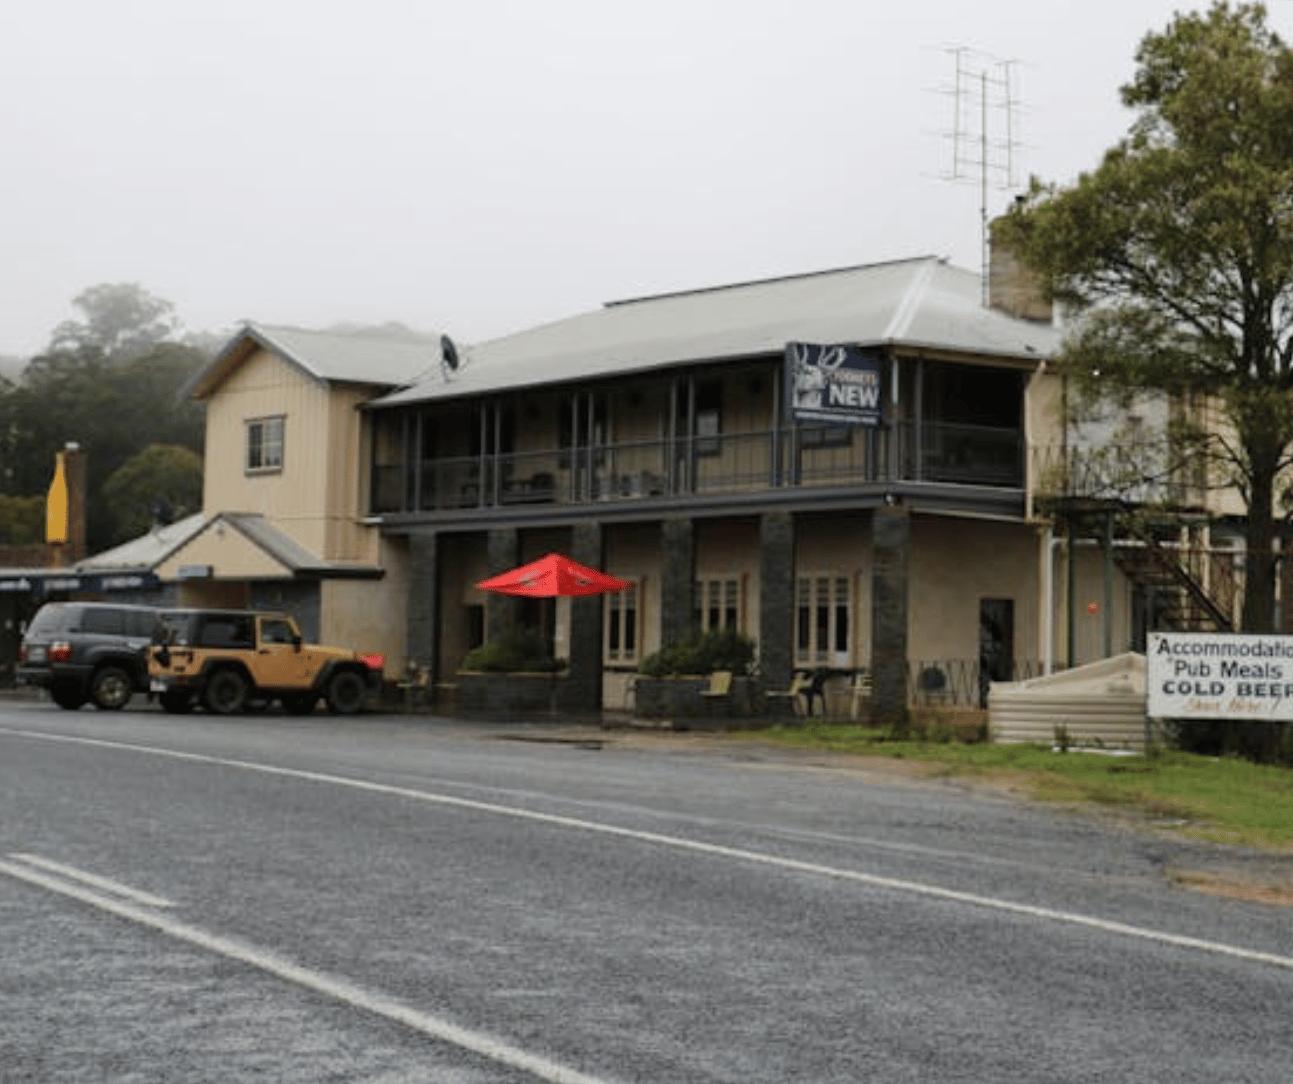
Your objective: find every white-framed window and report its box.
[246,415,284,474]
[795,573,851,666]
[605,580,641,665]
[695,576,743,633]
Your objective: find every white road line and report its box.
[9,852,174,908]
[7,727,1293,972]
[0,856,617,1084]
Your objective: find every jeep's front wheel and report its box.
[325,670,367,715]
[90,666,133,711]
[204,669,249,715]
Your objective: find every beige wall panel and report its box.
[1046,542,1135,669]
[695,519,760,639]
[910,517,1041,666]
[156,526,293,580]
[605,524,662,658]
[203,349,359,558]
[320,564,407,669]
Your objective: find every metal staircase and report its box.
[1056,498,1239,633]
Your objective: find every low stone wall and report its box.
[452,671,567,716]
[633,675,760,725]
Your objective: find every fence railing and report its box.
[371,421,1026,515]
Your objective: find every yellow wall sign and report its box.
[45,451,69,544]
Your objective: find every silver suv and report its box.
[17,601,162,711]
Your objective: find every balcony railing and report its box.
[1030,441,1199,507]
[370,421,1025,515]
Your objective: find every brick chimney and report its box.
[63,442,87,564]
[987,214,1053,324]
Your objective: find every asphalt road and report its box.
[1,697,1290,1083]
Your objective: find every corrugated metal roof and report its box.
[187,323,441,400]
[74,512,381,578]
[370,257,1060,409]
[76,513,207,572]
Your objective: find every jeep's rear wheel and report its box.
[325,670,367,715]
[51,682,87,710]
[204,669,249,715]
[90,665,133,711]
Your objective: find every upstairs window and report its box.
[246,416,284,474]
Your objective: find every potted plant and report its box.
[456,627,568,714]
[634,628,755,719]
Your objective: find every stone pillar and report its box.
[565,521,604,713]
[660,518,696,647]
[871,504,910,727]
[759,511,795,689]
[486,528,520,639]
[407,530,439,676]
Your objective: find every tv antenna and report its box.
[936,47,1024,303]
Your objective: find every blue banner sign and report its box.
[785,342,882,427]
[0,571,159,594]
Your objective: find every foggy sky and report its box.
[2,0,1276,359]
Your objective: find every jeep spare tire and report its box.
[325,670,367,715]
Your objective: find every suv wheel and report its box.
[51,683,87,711]
[325,670,367,715]
[204,669,249,715]
[90,666,133,711]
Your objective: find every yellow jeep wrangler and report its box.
[148,609,382,716]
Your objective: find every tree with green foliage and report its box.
[101,444,204,541]
[1001,2,1293,632]
[0,493,44,545]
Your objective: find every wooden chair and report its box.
[398,662,430,712]
[701,670,733,716]
[766,671,811,716]
[849,669,873,719]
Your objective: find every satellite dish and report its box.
[440,334,460,374]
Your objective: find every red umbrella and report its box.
[476,552,630,597]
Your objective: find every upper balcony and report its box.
[369,418,1027,524]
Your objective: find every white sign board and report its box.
[1147,632,1293,721]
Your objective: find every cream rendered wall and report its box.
[1045,540,1136,670]
[695,519,760,641]
[156,525,293,580]
[203,348,380,563]
[909,516,1042,667]
[319,536,408,669]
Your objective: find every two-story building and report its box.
[366,254,1063,715]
